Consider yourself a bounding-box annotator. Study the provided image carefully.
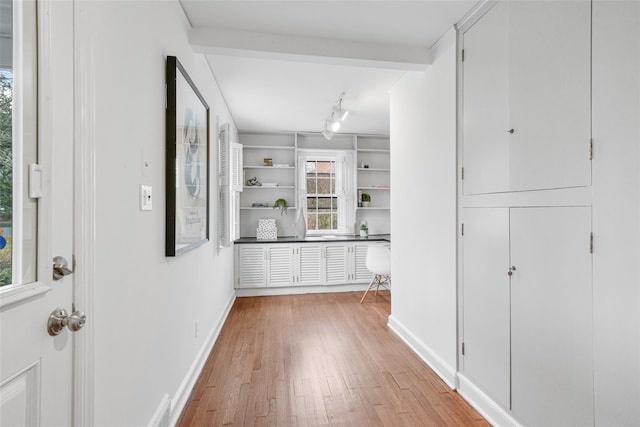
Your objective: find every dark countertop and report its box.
[235,234,391,244]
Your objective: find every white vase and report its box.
[360,230,368,238]
[295,208,307,239]
[362,201,370,208]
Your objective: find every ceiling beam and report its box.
[189,27,432,71]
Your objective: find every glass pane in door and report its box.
[0,0,38,287]
[0,0,13,285]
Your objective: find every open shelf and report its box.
[243,145,295,151]
[243,186,295,190]
[244,165,294,169]
[358,186,391,190]
[241,207,298,210]
[356,148,390,153]
[357,168,390,172]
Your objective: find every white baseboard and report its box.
[387,315,457,388]
[169,293,236,426]
[147,394,170,427]
[456,373,520,427]
[235,283,370,297]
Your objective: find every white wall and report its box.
[592,2,640,424]
[388,28,458,385]
[78,1,237,425]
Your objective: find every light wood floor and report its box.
[177,292,488,426]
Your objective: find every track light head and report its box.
[332,105,349,122]
[321,92,348,139]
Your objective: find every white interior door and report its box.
[510,207,593,426]
[461,207,511,409]
[0,1,78,425]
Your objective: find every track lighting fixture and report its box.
[322,92,349,140]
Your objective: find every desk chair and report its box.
[360,245,391,303]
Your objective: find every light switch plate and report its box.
[140,185,152,211]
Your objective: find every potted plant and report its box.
[359,222,369,238]
[361,193,371,208]
[273,198,288,215]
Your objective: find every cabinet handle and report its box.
[507,129,515,134]
[508,265,516,277]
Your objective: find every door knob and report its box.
[507,129,515,134]
[47,308,87,336]
[508,265,516,277]
[52,256,74,280]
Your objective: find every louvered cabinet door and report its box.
[237,246,267,288]
[297,245,323,286]
[266,245,294,287]
[324,245,349,285]
[352,244,373,283]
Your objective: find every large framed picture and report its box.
[166,56,210,256]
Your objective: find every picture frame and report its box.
[166,56,210,256]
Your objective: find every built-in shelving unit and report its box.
[238,131,390,238]
[356,135,391,233]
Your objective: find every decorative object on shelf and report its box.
[273,198,289,215]
[252,202,270,208]
[295,206,307,238]
[358,189,363,207]
[322,92,349,140]
[263,158,273,166]
[256,218,277,240]
[246,176,261,186]
[361,193,371,208]
[360,222,369,238]
[165,55,210,257]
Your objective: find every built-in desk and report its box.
[234,235,391,296]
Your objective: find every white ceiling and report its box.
[180,1,478,135]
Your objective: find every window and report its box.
[305,160,338,231]
[298,150,354,234]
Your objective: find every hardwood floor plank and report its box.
[176,292,487,426]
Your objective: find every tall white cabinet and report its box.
[462,1,591,195]
[459,1,595,426]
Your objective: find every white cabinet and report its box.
[324,243,378,285]
[236,244,294,288]
[462,208,510,409]
[324,244,350,285]
[295,244,323,286]
[266,245,294,288]
[461,207,593,425]
[510,207,593,426]
[237,245,267,288]
[235,241,387,289]
[462,1,591,195]
[352,244,374,282]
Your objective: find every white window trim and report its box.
[297,149,355,235]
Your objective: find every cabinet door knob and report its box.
[507,129,515,134]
